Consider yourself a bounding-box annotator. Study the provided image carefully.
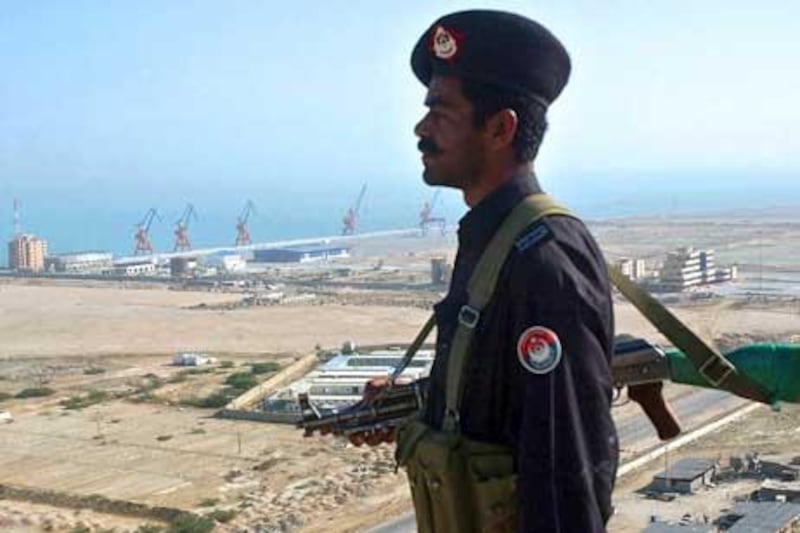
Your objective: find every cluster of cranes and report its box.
[131,186,446,256]
[132,202,255,255]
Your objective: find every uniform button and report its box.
[428,478,442,491]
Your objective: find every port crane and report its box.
[420,190,446,235]
[341,184,367,236]
[235,200,256,246]
[133,208,161,255]
[173,203,197,252]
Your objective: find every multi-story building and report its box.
[8,234,47,272]
[616,258,647,280]
[657,247,737,292]
[659,247,710,291]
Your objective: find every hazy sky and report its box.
[1,1,799,222]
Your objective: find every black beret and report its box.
[411,10,571,107]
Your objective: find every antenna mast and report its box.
[12,198,21,236]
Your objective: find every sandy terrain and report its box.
[0,214,797,532]
[0,283,431,359]
[1,282,796,361]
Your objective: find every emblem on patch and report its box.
[517,326,562,374]
[430,25,460,60]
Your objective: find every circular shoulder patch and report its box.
[517,326,562,374]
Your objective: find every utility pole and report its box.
[757,229,763,299]
[12,198,21,236]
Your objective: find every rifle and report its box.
[298,336,800,440]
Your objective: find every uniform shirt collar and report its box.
[457,173,544,251]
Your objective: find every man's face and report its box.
[414,76,487,189]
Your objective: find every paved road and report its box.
[616,389,745,450]
[366,389,748,533]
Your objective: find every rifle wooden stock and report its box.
[612,335,682,439]
[298,336,682,440]
[627,382,681,440]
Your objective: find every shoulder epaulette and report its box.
[514,221,552,253]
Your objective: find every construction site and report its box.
[0,203,799,532]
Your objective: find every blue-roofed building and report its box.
[253,243,349,263]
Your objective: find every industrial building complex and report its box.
[259,345,434,417]
[253,244,350,264]
[658,247,737,291]
[4,197,745,302]
[614,246,738,293]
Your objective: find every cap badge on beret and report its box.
[430,25,460,61]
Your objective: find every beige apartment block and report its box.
[8,234,47,272]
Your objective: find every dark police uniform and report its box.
[422,174,617,531]
[410,10,618,532]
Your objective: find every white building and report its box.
[263,348,435,414]
[616,258,647,280]
[173,352,216,366]
[657,247,739,291]
[659,247,715,291]
[45,251,113,273]
[204,252,246,273]
[113,260,157,277]
[714,265,738,282]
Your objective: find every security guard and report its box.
[357,10,617,532]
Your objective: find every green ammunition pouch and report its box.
[392,194,574,533]
[396,419,517,533]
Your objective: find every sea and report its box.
[1,178,799,264]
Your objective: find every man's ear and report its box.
[486,109,518,151]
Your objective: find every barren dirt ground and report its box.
[0,217,798,532]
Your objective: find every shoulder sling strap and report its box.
[392,194,773,434]
[442,194,572,431]
[388,194,570,401]
[607,265,773,404]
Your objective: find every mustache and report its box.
[418,138,441,155]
